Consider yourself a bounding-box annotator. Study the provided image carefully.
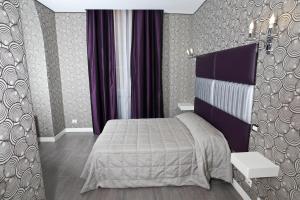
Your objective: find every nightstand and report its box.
[231,152,279,179]
[178,103,194,112]
[231,152,280,199]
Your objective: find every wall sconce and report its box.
[248,20,255,38]
[248,13,277,54]
[186,48,196,58]
[266,13,276,54]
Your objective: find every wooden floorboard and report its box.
[39,133,242,200]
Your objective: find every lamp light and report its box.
[269,13,276,29]
[186,48,195,58]
[266,13,277,54]
[186,49,190,56]
[189,48,194,55]
[249,20,255,38]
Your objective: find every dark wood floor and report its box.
[39,133,242,200]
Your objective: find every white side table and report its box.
[231,152,279,179]
[231,152,279,200]
[178,103,194,112]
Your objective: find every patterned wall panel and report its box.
[55,13,92,128]
[163,14,195,117]
[162,15,171,117]
[19,0,55,137]
[192,0,300,199]
[35,1,65,136]
[52,13,195,120]
[42,13,195,122]
[0,0,45,199]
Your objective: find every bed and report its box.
[80,43,258,193]
[80,113,232,193]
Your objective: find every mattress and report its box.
[80,112,232,193]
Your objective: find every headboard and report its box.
[194,43,258,152]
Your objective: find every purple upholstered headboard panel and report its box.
[194,43,258,152]
[196,53,214,79]
[194,98,213,123]
[214,43,258,85]
[211,107,251,152]
[194,98,251,152]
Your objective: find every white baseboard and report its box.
[64,128,93,133]
[232,179,251,200]
[38,137,55,142]
[38,128,93,142]
[54,129,66,141]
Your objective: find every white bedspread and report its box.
[80,113,232,193]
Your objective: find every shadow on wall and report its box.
[34,115,41,137]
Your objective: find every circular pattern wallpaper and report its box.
[193,0,300,199]
[0,0,45,199]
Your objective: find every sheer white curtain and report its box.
[114,10,132,119]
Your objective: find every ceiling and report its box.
[36,0,205,14]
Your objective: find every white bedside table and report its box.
[178,103,194,112]
[230,152,279,200]
[231,152,279,179]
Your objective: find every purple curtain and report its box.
[131,10,164,118]
[87,10,118,134]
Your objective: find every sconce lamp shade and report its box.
[269,13,276,28]
[249,21,254,34]
[186,48,195,57]
[189,48,194,55]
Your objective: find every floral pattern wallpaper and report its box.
[0,0,45,199]
[55,13,92,128]
[192,0,300,199]
[19,0,55,137]
[35,1,65,136]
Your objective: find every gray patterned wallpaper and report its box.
[163,14,195,117]
[45,12,191,126]
[55,13,92,128]
[53,12,193,123]
[192,0,300,199]
[0,0,45,199]
[19,0,55,137]
[35,1,65,136]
